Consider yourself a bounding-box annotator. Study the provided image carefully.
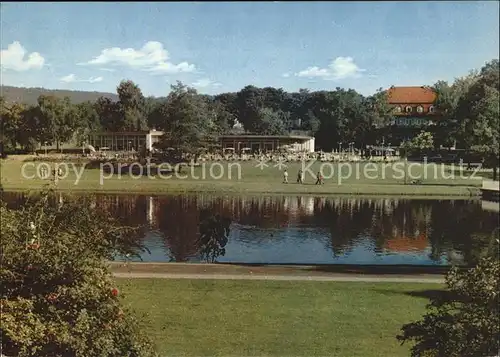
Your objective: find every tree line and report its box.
[1,59,498,165]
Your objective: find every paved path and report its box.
[113,272,444,283]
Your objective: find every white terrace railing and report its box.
[482,180,500,191]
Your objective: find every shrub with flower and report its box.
[0,189,157,357]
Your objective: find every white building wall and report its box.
[301,138,315,152]
[294,138,315,152]
[145,134,152,151]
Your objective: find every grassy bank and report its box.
[1,157,482,196]
[117,278,441,356]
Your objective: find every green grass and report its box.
[1,157,483,196]
[117,279,442,357]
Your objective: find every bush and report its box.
[0,189,157,357]
[397,255,500,357]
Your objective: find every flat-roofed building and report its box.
[219,134,315,153]
[87,130,164,151]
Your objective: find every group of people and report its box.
[40,167,64,182]
[282,169,324,185]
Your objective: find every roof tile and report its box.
[387,86,437,104]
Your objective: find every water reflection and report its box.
[2,192,499,265]
[198,210,231,262]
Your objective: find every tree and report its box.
[36,95,74,151]
[207,100,235,135]
[302,109,320,134]
[214,92,238,119]
[21,105,46,152]
[73,101,101,145]
[305,90,340,150]
[116,80,147,131]
[397,254,500,357]
[0,189,157,356]
[402,131,434,155]
[95,97,122,132]
[433,72,479,147]
[146,98,168,132]
[156,81,218,157]
[143,96,164,129]
[262,87,287,112]
[1,101,26,149]
[364,88,395,145]
[253,107,287,135]
[235,85,266,132]
[467,85,499,179]
[454,60,500,180]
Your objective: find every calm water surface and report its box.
[3,192,499,265]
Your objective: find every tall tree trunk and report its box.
[493,166,498,181]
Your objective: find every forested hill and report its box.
[0,85,119,105]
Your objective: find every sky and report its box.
[1,1,499,97]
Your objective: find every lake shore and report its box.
[0,183,481,197]
[110,261,448,281]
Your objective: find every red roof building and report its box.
[384,86,441,144]
[387,86,438,118]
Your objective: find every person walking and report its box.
[297,169,303,184]
[283,169,289,184]
[315,171,324,185]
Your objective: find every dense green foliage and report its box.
[398,233,500,357]
[433,59,499,178]
[0,189,157,357]
[402,131,434,156]
[0,59,498,174]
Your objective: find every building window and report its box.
[405,106,413,113]
[251,143,261,152]
[394,106,402,113]
[417,106,424,113]
[429,105,435,113]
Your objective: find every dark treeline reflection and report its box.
[2,192,498,265]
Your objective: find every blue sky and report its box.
[1,1,499,97]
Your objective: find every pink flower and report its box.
[47,293,58,303]
[26,243,40,250]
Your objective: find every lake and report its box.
[2,192,499,266]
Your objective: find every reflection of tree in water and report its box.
[156,196,201,262]
[429,201,500,265]
[197,210,231,263]
[311,199,381,257]
[2,192,499,265]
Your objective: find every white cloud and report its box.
[99,68,116,72]
[0,41,45,71]
[80,41,196,75]
[282,73,290,78]
[192,78,222,88]
[296,57,365,80]
[60,74,103,83]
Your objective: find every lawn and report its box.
[1,156,483,196]
[117,278,442,357]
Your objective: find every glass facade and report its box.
[87,132,163,151]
